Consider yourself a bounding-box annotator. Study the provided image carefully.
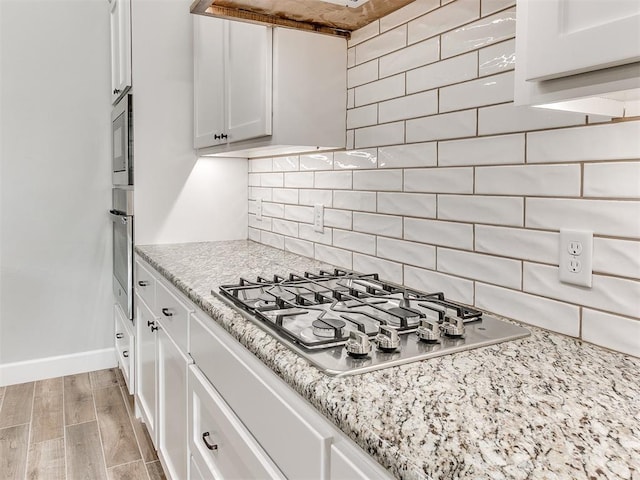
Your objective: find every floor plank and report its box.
[26,437,65,480]
[120,386,158,463]
[107,459,149,480]
[34,377,63,397]
[94,386,141,468]
[64,373,95,425]
[31,391,64,444]
[0,382,34,428]
[66,421,108,480]
[0,386,5,405]
[146,460,167,480]
[90,369,120,390]
[0,424,29,480]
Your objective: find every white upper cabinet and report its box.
[515,0,640,117]
[109,0,132,104]
[193,15,346,158]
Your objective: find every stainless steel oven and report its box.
[112,94,133,185]
[110,187,134,320]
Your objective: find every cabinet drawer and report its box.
[114,303,134,395]
[155,279,191,354]
[188,366,284,480]
[190,312,333,479]
[135,259,156,309]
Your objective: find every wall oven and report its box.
[110,187,134,320]
[112,93,133,185]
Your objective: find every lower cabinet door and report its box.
[188,365,285,480]
[135,294,157,446]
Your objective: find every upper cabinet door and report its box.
[225,21,272,143]
[110,0,132,104]
[523,0,640,81]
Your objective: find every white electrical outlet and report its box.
[313,204,324,233]
[559,229,593,287]
[256,198,263,221]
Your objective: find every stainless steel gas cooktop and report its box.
[214,269,530,376]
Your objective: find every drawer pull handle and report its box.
[161,308,173,317]
[123,350,129,358]
[116,333,124,339]
[147,320,155,327]
[138,280,150,287]
[202,432,218,451]
[151,325,159,332]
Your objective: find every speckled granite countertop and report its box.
[136,240,640,480]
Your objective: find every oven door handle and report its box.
[109,210,129,224]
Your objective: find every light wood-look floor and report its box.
[0,368,166,480]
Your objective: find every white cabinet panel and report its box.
[114,303,134,395]
[135,293,158,447]
[155,279,192,354]
[109,0,131,103]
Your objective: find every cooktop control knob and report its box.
[443,317,465,338]
[416,319,440,343]
[375,325,401,353]
[345,331,372,358]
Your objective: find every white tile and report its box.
[478,103,586,136]
[439,195,524,226]
[334,191,377,212]
[526,198,640,238]
[353,169,403,191]
[404,265,474,304]
[272,188,298,204]
[272,156,299,172]
[347,59,378,88]
[404,218,474,249]
[260,172,284,188]
[314,244,353,269]
[284,204,314,223]
[353,254,403,284]
[249,214,271,230]
[347,47,356,68]
[481,0,515,16]
[333,229,376,255]
[378,142,437,168]
[248,227,261,242]
[407,52,477,94]
[440,71,514,112]
[438,133,524,166]
[593,238,640,280]
[284,172,313,188]
[272,218,298,237]
[249,187,272,201]
[261,231,284,250]
[475,164,581,196]
[284,237,314,258]
[380,0,440,32]
[262,202,284,218]
[355,25,407,65]
[475,225,557,264]
[347,88,355,109]
[348,20,380,48]
[377,237,436,269]
[355,122,405,149]
[408,0,480,44]
[355,74,405,107]
[379,90,438,123]
[438,248,521,289]
[584,162,640,198]
[404,167,473,194]
[353,212,403,238]
[346,130,355,150]
[249,157,273,173]
[523,263,640,318]
[377,192,437,217]
[347,105,378,129]
[479,39,515,76]
[299,189,333,207]
[334,149,378,169]
[299,224,332,245]
[299,153,334,171]
[441,8,515,58]
[248,173,260,186]
[582,309,640,357]
[314,171,353,190]
[406,110,476,143]
[527,120,640,163]
[324,209,352,229]
[379,37,440,78]
[475,283,579,336]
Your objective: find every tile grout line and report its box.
[118,383,153,480]
[90,375,110,480]
[22,382,36,480]
[63,377,68,480]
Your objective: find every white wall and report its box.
[248,0,640,358]
[0,0,113,376]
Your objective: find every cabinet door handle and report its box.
[113,88,121,94]
[151,325,159,332]
[147,320,155,327]
[116,333,124,339]
[138,280,149,287]
[123,350,129,358]
[202,432,218,451]
[161,308,173,317]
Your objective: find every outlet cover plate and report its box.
[313,204,324,233]
[256,198,263,221]
[559,229,593,287]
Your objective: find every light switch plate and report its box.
[559,229,593,287]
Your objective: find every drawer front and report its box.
[190,312,332,480]
[135,259,156,309]
[155,279,190,354]
[114,304,134,394]
[188,366,284,480]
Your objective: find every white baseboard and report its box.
[0,348,117,387]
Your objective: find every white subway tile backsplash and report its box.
[299,224,333,245]
[441,8,515,58]
[260,231,284,249]
[479,39,515,76]
[353,253,403,284]
[249,187,272,201]
[481,0,515,16]
[355,122,405,148]
[380,0,440,32]
[438,248,522,289]
[406,110,477,143]
[353,169,403,191]
[479,103,586,135]
[314,244,353,269]
[523,263,640,318]
[272,188,299,204]
[249,157,273,173]
[285,237,314,258]
[379,90,438,123]
[526,198,640,238]
[284,204,314,223]
[248,227,260,242]
[284,172,314,189]
[475,283,580,336]
[378,142,437,168]
[260,172,284,188]
[355,74,405,107]
[272,156,299,172]
[377,237,436,269]
[347,89,355,109]
[272,218,299,237]
[475,164,581,196]
[348,20,380,48]
[440,71,514,112]
[408,0,480,45]
[404,265,474,304]
[527,121,640,163]
[404,218,474,249]
[404,167,474,193]
[582,310,640,358]
[353,212,403,237]
[438,133,524,166]
[324,209,353,229]
[355,25,407,65]
[262,202,284,218]
[299,153,334,171]
[298,189,333,207]
[314,171,353,190]
[583,162,640,198]
[346,130,355,150]
[334,149,378,170]
[593,238,640,280]
[379,37,440,78]
[378,192,437,217]
[439,195,524,226]
[334,191,377,212]
[406,52,477,94]
[249,214,271,230]
[475,225,557,264]
[347,59,378,88]
[248,173,260,186]
[347,47,356,68]
[347,105,378,129]
[333,229,376,255]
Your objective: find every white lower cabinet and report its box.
[135,293,158,446]
[114,303,134,394]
